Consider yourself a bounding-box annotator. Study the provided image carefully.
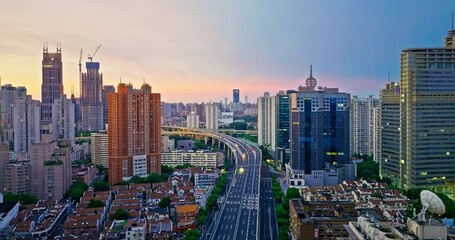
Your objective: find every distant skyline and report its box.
[1,1,454,102]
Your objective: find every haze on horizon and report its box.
[0,0,454,102]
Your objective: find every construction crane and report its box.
[88,44,101,62]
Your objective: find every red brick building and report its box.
[108,83,161,185]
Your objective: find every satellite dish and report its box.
[417,190,445,222]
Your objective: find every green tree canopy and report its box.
[184,228,201,240]
[87,199,105,208]
[93,181,110,192]
[3,193,38,205]
[158,197,171,208]
[286,188,301,199]
[66,181,89,202]
[110,208,130,220]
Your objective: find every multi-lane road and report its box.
[162,127,278,240]
[209,136,261,240]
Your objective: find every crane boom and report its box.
[88,44,101,62]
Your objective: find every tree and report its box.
[87,199,105,208]
[145,173,168,184]
[161,165,174,175]
[93,181,110,192]
[158,197,171,208]
[130,175,145,184]
[194,140,207,150]
[286,188,301,199]
[371,192,383,199]
[184,228,201,240]
[3,193,38,205]
[66,181,89,201]
[110,208,130,220]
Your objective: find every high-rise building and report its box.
[91,131,108,168]
[381,29,455,191]
[108,83,161,185]
[257,92,276,150]
[372,105,381,162]
[287,67,351,187]
[102,85,115,129]
[81,61,103,131]
[12,95,41,153]
[51,94,75,144]
[41,45,63,125]
[30,138,72,200]
[233,89,240,103]
[187,112,200,128]
[3,162,31,194]
[379,82,401,184]
[205,103,219,130]
[1,85,26,148]
[276,90,293,168]
[0,143,9,193]
[350,95,379,157]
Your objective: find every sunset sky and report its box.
[1,1,454,102]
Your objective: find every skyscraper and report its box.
[108,83,161,185]
[257,92,276,150]
[276,90,294,168]
[350,95,378,157]
[81,61,103,131]
[381,28,455,191]
[287,67,351,187]
[205,102,219,130]
[41,45,63,125]
[102,85,115,129]
[51,94,75,144]
[13,95,41,153]
[379,82,400,184]
[233,89,240,103]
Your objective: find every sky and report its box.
[1,1,454,103]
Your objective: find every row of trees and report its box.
[271,174,300,240]
[2,193,38,205]
[185,171,229,239]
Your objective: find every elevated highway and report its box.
[162,127,261,240]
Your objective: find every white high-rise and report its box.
[12,95,41,153]
[205,103,219,130]
[257,92,277,150]
[51,94,75,145]
[350,95,378,157]
[372,105,381,162]
[187,112,200,128]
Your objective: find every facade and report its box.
[194,172,218,188]
[186,112,199,128]
[161,151,224,168]
[30,139,72,200]
[3,162,31,194]
[91,132,108,168]
[276,91,293,168]
[205,102,219,130]
[287,67,350,187]
[0,143,10,193]
[102,85,115,129]
[51,94,75,144]
[257,92,276,150]
[41,45,63,125]
[372,105,381,162]
[350,95,379,157]
[233,89,240,103]
[108,83,161,185]
[13,95,41,153]
[381,30,455,191]
[81,62,103,131]
[1,85,26,130]
[379,82,400,184]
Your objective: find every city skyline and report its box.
[1,1,454,102]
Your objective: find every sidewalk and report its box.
[268,166,288,193]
